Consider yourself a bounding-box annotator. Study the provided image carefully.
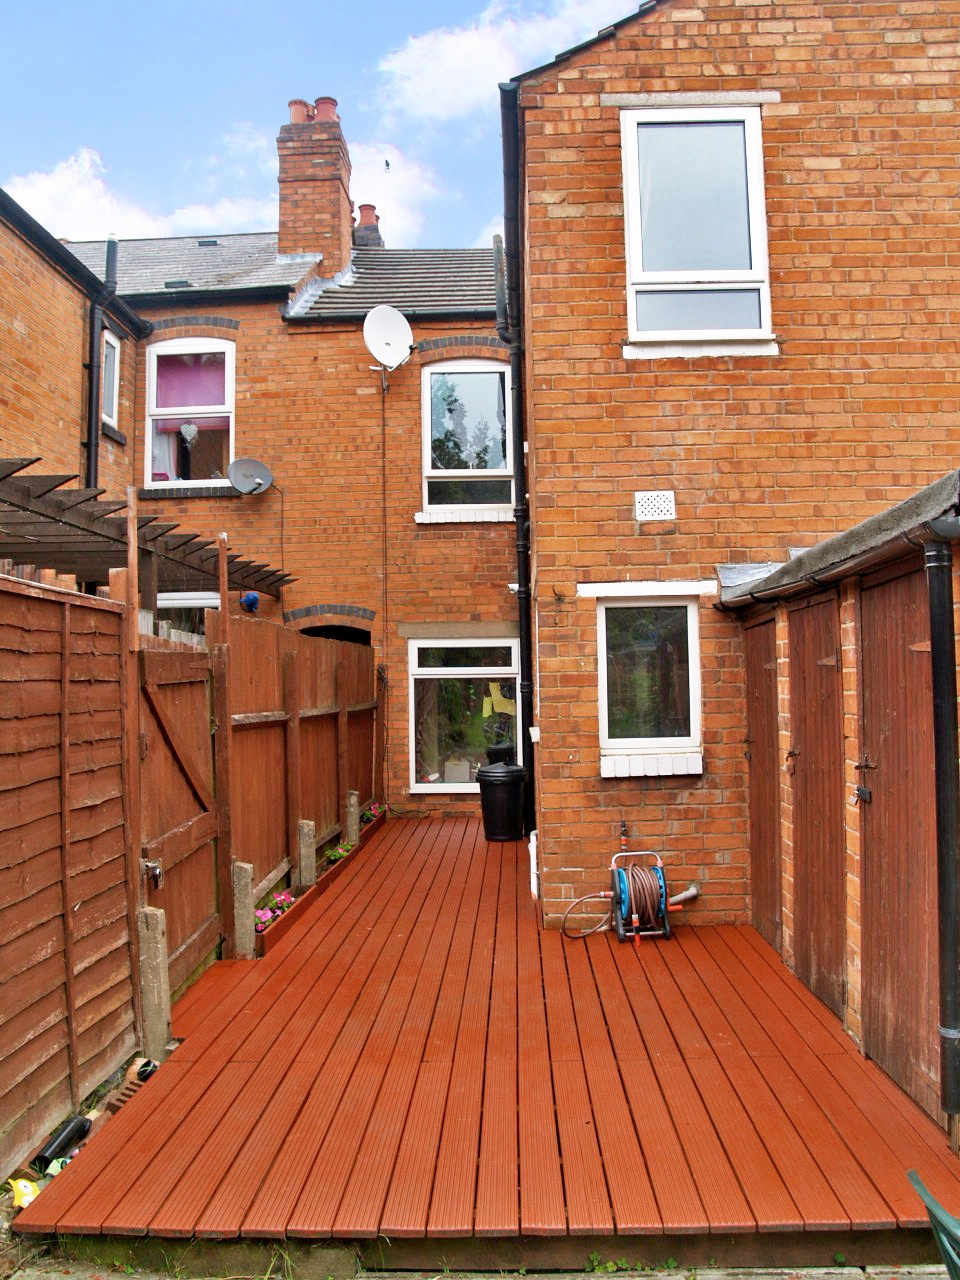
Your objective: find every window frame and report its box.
[408,636,521,795]
[420,359,513,517]
[620,104,772,345]
[101,329,121,429]
[145,336,235,490]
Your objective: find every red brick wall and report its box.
[0,217,138,506]
[517,0,960,923]
[135,306,517,811]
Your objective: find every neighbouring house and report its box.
[7,95,521,814]
[499,0,960,1122]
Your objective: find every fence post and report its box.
[137,906,171,1061]
[346,791,360,846]
[233,862,255,960]
[296,819,317,888]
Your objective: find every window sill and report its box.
[415,508,514,524]
[140,484,240,500]
[600,752,703,778]
[623,338,779,361]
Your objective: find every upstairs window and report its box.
[146,337,234,487]
[101,330,120,429]
[422,361,512,513]
[620,106,772,344]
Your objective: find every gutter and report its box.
[498,79,536,836]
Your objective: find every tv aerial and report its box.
[363,305,414,373]
[228,457,274,495]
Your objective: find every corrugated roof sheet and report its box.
[290,247,496,318]
[65,235,497,317]
[66,232,314,296]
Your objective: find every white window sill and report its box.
[415,508,514,524]
[600,752,703,778]
[623,338,780,360]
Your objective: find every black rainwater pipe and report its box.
[498,80,535,835]
[924,536,960,1144]
[85,235,118,489]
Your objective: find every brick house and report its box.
[500,0,960,1119]
[5,96,520,815]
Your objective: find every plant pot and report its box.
[316,811,387,894]
[255,883,319,957]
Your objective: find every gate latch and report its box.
[852,784,872,805]
[142,859,164,889]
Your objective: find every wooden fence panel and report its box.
[0,580,135,1180]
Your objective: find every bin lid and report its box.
[476,762,527,782]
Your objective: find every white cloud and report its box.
[377,0,632,122]
[348,142,441,248]
[472,214,504,248]
[6,145,278,241]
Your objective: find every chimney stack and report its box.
[277,96,353,272]
[353,204,384,249]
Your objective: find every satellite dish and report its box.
[363,305,414,371]
[228,457,273,495]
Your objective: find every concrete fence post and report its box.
[137,906,171,1061]
[346,790,360,846]
[297,819,317,888]
[233,861,255,960]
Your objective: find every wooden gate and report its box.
[744,616,781,949]
[139,643,223,996]
[788,593,845,1016]
[860,563,940,1117]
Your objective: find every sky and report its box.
[0,0,635,251]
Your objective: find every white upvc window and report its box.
[620,105,772,346]
[409,638,520,793]
[420,360,513,517]
[101,330,120,429]
[145,337,235,488]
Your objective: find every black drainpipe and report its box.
[924,530,960,1144]
[498,80,535,835]
[85,235,118,488]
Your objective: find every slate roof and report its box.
[66,232,315,299]
[66,234,497,319]
[289,247,496,319]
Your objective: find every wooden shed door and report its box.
[139,648,221,995]
[860,566,939,1117]
[788,595,845,1016]
[744,618,780,949]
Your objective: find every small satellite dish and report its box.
[228,457,274,495]
[363,305,414,371]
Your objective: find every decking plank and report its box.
[241,823,449,1237]
[611,936,754,1232]
[426,839,504,1235]
[183,830,443,1237]
[475,838,519,1236]
[564,938,662,1232]
[668,932,849,1229]
[102,1061,257,1235]
[332,822,480,1237]
[380,825,494,1238]
[540,930,612,1234]
[703,926,920,1225]
[587,937,708,1234]
[635,943,802,1231]
[287,821,470,1236]
[171,960,254,1040]
[515,842,567,1236]
[691,927,896,1230]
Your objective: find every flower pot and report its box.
[255,883,319,957]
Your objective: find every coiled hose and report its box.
[561,863,666,939]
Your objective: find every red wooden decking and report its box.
[13,817,960,1253]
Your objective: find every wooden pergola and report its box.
[0,457,292,602]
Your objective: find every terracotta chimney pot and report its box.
[357,204,379,227]
[313,96,339,122]
[288,99,312,124]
